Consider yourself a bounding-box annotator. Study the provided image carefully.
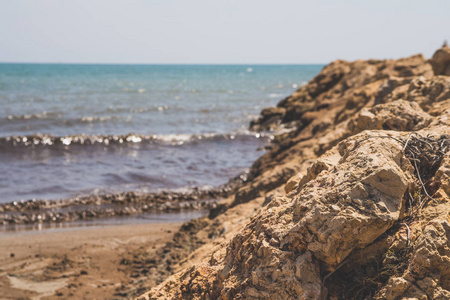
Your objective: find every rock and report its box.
[284,149,340,194]
[374,214,450,299]
[429,46,450,76]
[349,100,432,133]
[250,107,287,131]
[435,155,450,197]
[376,277,411,299]
[239,52,434,208]
[144,131,417,299]
[139,49,450,299]
[286,132,413,267]
[374,76,412,105]
[395,76,450,114]
[250,53,433,132]
[284,171,305,194]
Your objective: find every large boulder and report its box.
[145,131,416,299]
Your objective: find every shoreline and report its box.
[0,209,209,235]
[0,63,325,299]
[0,173,248,226]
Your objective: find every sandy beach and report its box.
[0,223,181,299]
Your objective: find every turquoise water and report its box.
[0,64,322,202]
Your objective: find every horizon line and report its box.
[0,61,327,66]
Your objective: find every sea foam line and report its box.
[0,132,273,148]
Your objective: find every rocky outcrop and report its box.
[429,46,450,76]
[139,47,450,299]
[236,53,434,206]
[348,100,432,133]
[250,54,433,132]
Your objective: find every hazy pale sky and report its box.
[1,0,449,64]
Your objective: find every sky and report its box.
[1,0,449,64]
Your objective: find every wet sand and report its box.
[0,222,182,299]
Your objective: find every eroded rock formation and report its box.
[139,47,450,299]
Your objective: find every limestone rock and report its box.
[374,215,450,299]
[250,54,432,132]
[436,155,450,197]
[239,53,434,207]
[250,107,287,131]
[144,131,416,299]
[139,49,450,300]
[350,100,432,133]
[403,76,450,114]
[429,46,450,76]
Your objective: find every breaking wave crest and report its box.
[0,132,273,149]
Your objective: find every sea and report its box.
[0,64,322,204]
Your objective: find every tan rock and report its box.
[386,75,450,114]
[351,99,432,133]
[376,277,411,299]
[139,50,450,300]
[429,46,450,76]
[144,131,418,299]
[436,155,450,197]
[374,216,450,299]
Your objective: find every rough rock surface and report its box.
[236,52,433,206]
[139,47,450,299]
[348,100,432,133]
[429,46,450,76]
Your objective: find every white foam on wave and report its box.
[0,130,272,148]
[269,93,283,98]
[6,111,60,121]
[80,116,117,123]
[126,135,143,143]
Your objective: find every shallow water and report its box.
[0,210,209,235]
[0,64,322,203]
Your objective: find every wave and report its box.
[269,93,284,98]
[2,106,171,125]
[5,111,61,121]
[79,115,121,123]
[0,132,273,149]
[121,87,147,93]
[104,105,170,114]
[3,113,121,124]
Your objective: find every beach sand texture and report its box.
[0,223,181,299]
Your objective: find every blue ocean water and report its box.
[0,64,322,203]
